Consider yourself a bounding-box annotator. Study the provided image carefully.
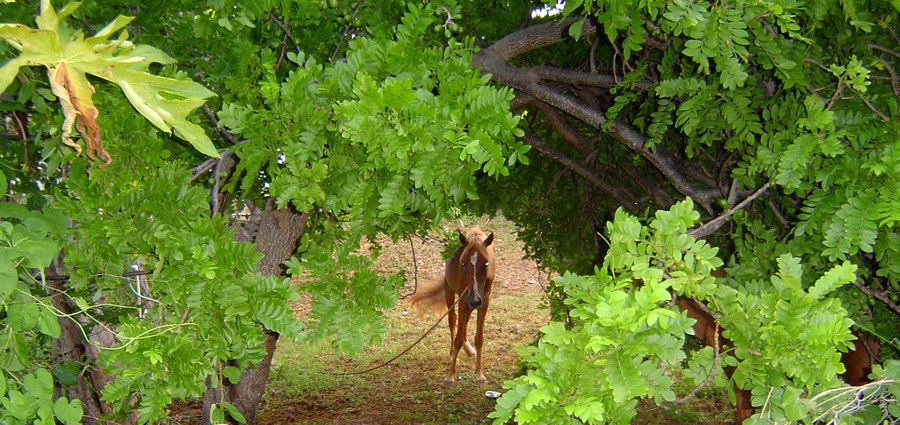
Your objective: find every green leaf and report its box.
[222,401,247,424]
[8,299,40,331]
[36,305,61,338]
[605,351,647,403]
[209,404,225,424]
[568,19,585,41]
[52,361,81,387]
[808,261,856,299]
[222,366,242,384]
[53,397,84,425]
[23,368,54,399]
[0,259,16,302]
[0,2,218,164]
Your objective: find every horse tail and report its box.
[409,277,447,318]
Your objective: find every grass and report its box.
[261,293,548,424]
[253,216,733,424]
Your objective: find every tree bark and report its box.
[46,260,108,425]
[201,205,307,425]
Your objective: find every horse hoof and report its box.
[475,377,488,386]
[443,379,455,388]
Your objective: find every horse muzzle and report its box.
[466,294,482,309]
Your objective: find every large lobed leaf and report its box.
[0,0,218,165]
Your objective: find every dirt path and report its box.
[259,217,551,424]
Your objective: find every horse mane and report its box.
[457,226,495,278]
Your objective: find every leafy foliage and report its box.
[0,205,82,425]
[491,200,865,424]
[215,3,525,351]
[0,0,218,162]
[1,1,524,422]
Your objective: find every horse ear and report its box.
[458,230,468,246]
[484,232,494,247]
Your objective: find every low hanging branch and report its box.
[522,132,640,213]
[473,18,720,213]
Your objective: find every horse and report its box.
[675,295,880,423]
[410,226,496,387]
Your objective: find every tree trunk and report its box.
[201,205,307,425]
[46,260,108,424]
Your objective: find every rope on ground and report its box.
[327,287,467,376]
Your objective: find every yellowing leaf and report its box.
[0,0,219,165]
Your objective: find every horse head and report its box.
[457,228,495,310]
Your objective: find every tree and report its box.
[461,0,899,423]
[1,1,522,424]
[1,0,898,424]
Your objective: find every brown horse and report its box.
[410,226,496,386]
[675,295,880,423]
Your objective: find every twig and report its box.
[805,57,830,72]
[689,182,771,239]
[398,235,420,300]
[726,178,738,208]
[268,14,296,71]
[867,42,900,60]
[188,158,218,183]
[827,75,846,110]
[674,322,720,404]
[766,199,790,229]
[871,56,900,97]
[40,269,155,282]
[275,31,289,71]
[853,280,900,315]
[268,13,296,44]
[201,105,239,145]
[811,379,899,423]
[330,4,363,63]
[853,91,890,122]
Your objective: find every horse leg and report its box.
[474,300,490,385]
[445,286,457,364]
[444,303,472,388]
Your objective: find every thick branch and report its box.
[531,66,653,91]
[475,20,718,213]
[530,98,595,156]
[522,132,639,214]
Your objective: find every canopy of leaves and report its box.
[1,0,899,423]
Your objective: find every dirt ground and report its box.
[259,216,553,425]
[169,216,732,424]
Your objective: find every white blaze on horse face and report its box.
[470,252,483,299]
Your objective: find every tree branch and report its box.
[530,66,652,91]
[853,280,900,315]
[474,19,718,213]
[522,132,639,214]
[202,105,239,146]
[690,182,771,239]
